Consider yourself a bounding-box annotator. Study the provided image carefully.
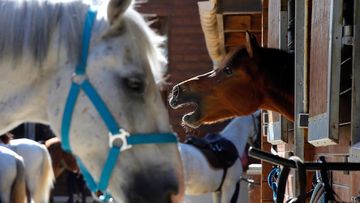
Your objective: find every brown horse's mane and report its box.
[258,47,295,95]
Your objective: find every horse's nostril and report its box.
[172,85,181,97]
[170,99,177,107]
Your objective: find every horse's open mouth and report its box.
[169,86,202,128]
[179,102,202,128]
[169,97,202,128]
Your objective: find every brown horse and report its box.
[169,32,294,128]
[45,137,79,178]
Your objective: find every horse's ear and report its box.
[107,0,132,26]
[245,31,259,58]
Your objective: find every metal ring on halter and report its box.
[109,129,132,151]
[72,73,88,84]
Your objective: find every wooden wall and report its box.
[264,0,360,202]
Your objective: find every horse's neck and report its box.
[0,47,72,134]
[259,48,295,121]
[220,115,256,154]
[261,90,295,121]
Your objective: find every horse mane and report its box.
[259,48,294,95]
[0,0,87,64]
[0,0,167,82]
[121,10,167,83]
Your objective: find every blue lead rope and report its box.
[60,7,178,200]
[267,166,280,202]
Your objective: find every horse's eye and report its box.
[224,67,233,76]
[123,77,145,93]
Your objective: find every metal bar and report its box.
[305,162,360,171]
[340,87,352,95]
[249,147,297,168]
[294,0,305,158]
[249,147,360,170]
[352,0,360,145]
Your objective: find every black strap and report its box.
[216,168,228,192]
[276,156,307,203]
[276,166,290,203]
[230,180,241,203]
[293,156,307,203]
[319,156,336,201]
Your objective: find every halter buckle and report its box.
[109,129,132,151]
[72,73,88,84]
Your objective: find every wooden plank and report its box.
[315,125,351,154]
[332,170,351,187]
[267,0,280,48]
[262,0,269,46]
[224,32,261,47]
[224,15,252,30]
[251,13,263,30]
[248,174,261,203]
[351,172,360,197]
[221,0,262,12]
[309,0,330,117]
[308,0,343,146]
[261,139,274,201]
[332,184,351,203]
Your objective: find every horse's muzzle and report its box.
[169,85,183,109]
[125,169,181,203]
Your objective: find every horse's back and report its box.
[9,139,46,163]
[9,138,54,202]
[9,139,47,180]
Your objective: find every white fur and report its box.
[181,113,260,203]
[0,0,184,202]
[5,139,55,203]
[0,145,27,203]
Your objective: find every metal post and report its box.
[294,0,306,198]
[294,0,305,160]
[352,0,360,145]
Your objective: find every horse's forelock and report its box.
[122,9,167,84]
[220,47,248,69]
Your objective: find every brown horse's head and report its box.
[0,133,13,144]
[169,32,294,128]
[45,137,79,177]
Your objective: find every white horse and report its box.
[181,112,260,203]
[0,136,54,203]
[0,0,184,202]
[0,145,27,203]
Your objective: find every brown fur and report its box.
[45,137,79,178]
[169,32,294,128]
[10,158,27,203]
[0,133,13,144]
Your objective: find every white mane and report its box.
[0,0,167,82]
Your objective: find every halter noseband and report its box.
[61,7,178,199]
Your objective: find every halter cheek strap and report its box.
[61,7,178,199]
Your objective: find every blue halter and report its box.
[61,7,178,200]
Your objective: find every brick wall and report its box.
[138,0,228,140]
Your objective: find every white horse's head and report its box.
[46,0,184,202]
